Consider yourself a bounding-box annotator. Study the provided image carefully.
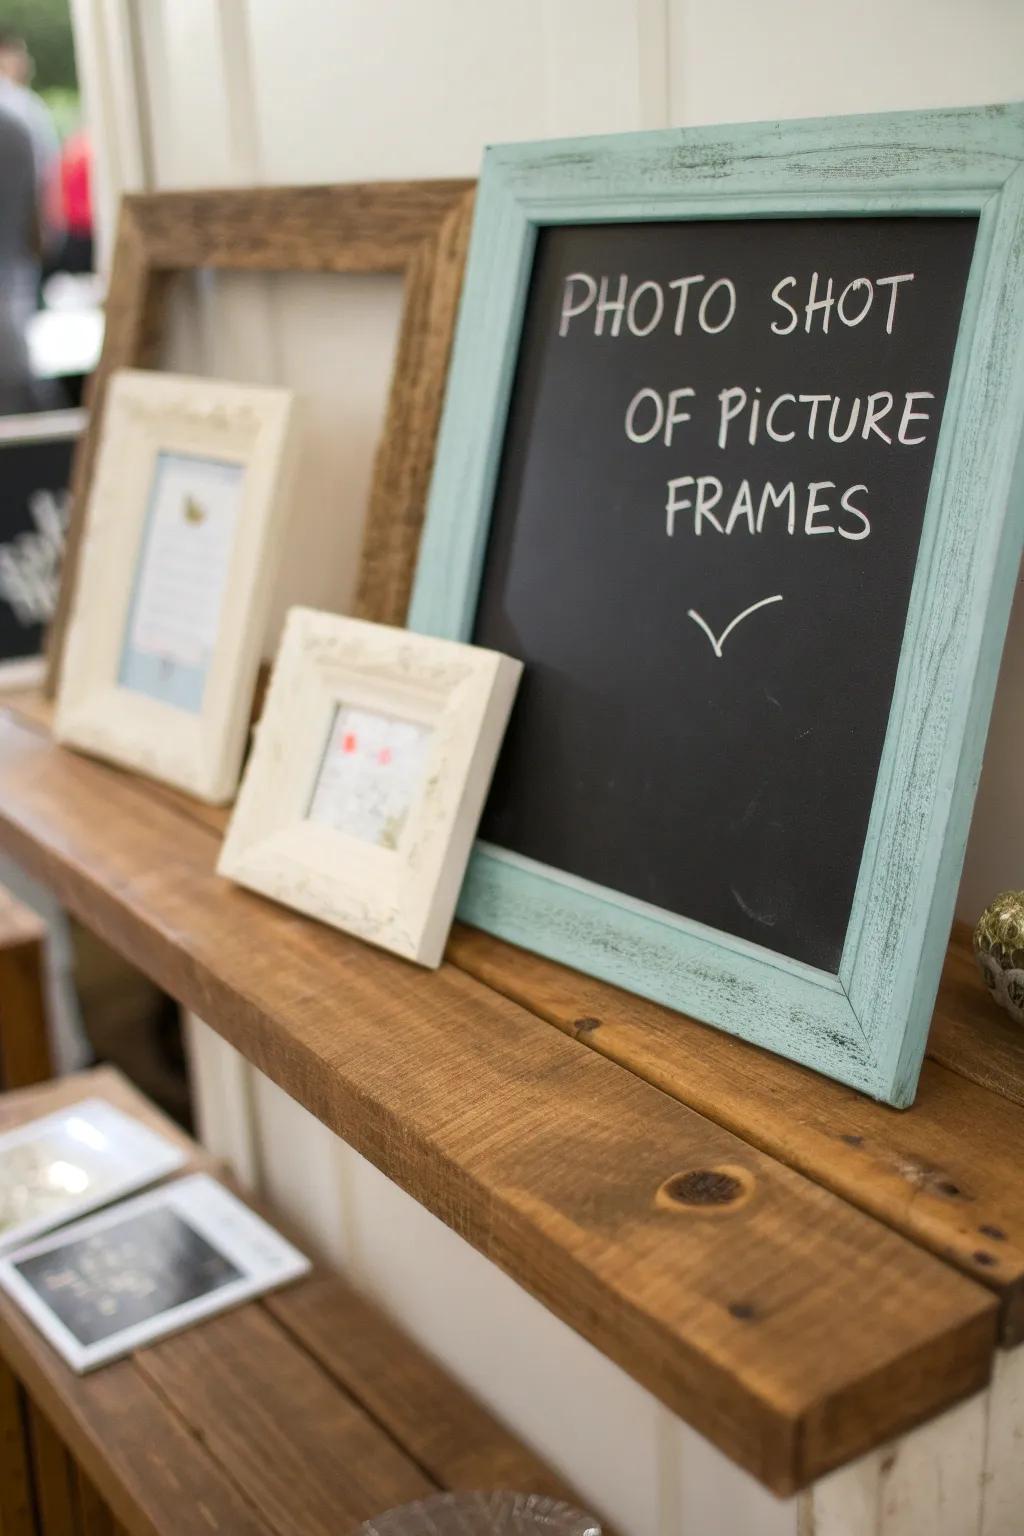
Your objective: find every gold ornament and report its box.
[974,890,1024,1025]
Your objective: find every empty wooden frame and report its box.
[46,179,475,694]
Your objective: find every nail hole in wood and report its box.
[573,1017,601,1038]
[979,1224,1007,1241]
[728,1301,757,1321]
[840,1133,864,1147]
[972,1250,997,1268]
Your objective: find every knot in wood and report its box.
[664,1169,743,1207]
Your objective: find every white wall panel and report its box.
[260,272,403,639]
[250,1070,352,1269]
[338,1133,666,1536]
[134,2,238,188]
[183,1011,260,1188]
[663,1412,797,1535]
[958,573,1024,919]
[667,0,1024,126]
[808,1389,990,1536]
[980,1346,1024,1536]
[246,0,658,182]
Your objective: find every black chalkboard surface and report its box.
[0,422,75,667]
[472,217,978,971]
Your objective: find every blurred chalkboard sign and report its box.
[409,107,1024,1105]
[0,411,83,686]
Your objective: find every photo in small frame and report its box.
[0,1173,310,1372]
[55,370,298,802]
[218,608,522,966]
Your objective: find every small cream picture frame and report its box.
[218,608,522,966]
[55,369,298,802]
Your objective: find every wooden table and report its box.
[0,694,1021,1507]
[0,1068,579,1536]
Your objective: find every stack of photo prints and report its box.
[0,1099,309,1372]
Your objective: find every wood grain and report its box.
[267,1274,571,1497]
[75,1471,115,1536]
[45,180,473,695]
[136,1307,434,1532]
[449,922,1024,1344]
[0,1355,34,1536]
[0,882,53,1090]
[928,921,1024,1107]
[0,717,999,1494]
[127,182,472,274]
[354,188,474,627]
[28,1402,80,1536]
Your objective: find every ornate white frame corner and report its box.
[54,369,298,802]
[217,607,522,967]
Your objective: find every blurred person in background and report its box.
[0,28,62,256]
[50,126,92,273]
[0,95,44,411]
[0,30,59,189]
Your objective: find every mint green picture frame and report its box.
[408,103,1024,1107]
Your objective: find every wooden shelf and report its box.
[0,700,1021,1495]
[0,1069,576,1536]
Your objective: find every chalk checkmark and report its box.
[687,594,783,658]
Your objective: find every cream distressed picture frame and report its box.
[218,608,521,966]
[55,370,298,802]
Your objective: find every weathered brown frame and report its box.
[46,179,475,694]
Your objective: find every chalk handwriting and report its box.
[687,595,784,658]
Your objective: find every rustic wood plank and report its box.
[0,1355,35,1536]
[4,687,230,840]
[448,924,1024,1344]
[0,1075,271,1536]
[0,885,53,1090]
[136,1307,434,1533]
[929,921,1024,1108]
[28,1402,79,1536]
[0,1280,277,1536]
[0,717,999,1494]
[45,179,472,698]
[75,1468,118,1536]
[266,1273,570,1497]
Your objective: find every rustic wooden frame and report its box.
[46,180,476,695]
[219,607,521,966]
[409,102,1024,1107]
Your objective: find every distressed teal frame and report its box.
[408,103,1024,1107]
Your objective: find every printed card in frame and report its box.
[0,1173,309,1373]
[219,608,521,966]
[55,369,297,802]
[407,103,1024,1106]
